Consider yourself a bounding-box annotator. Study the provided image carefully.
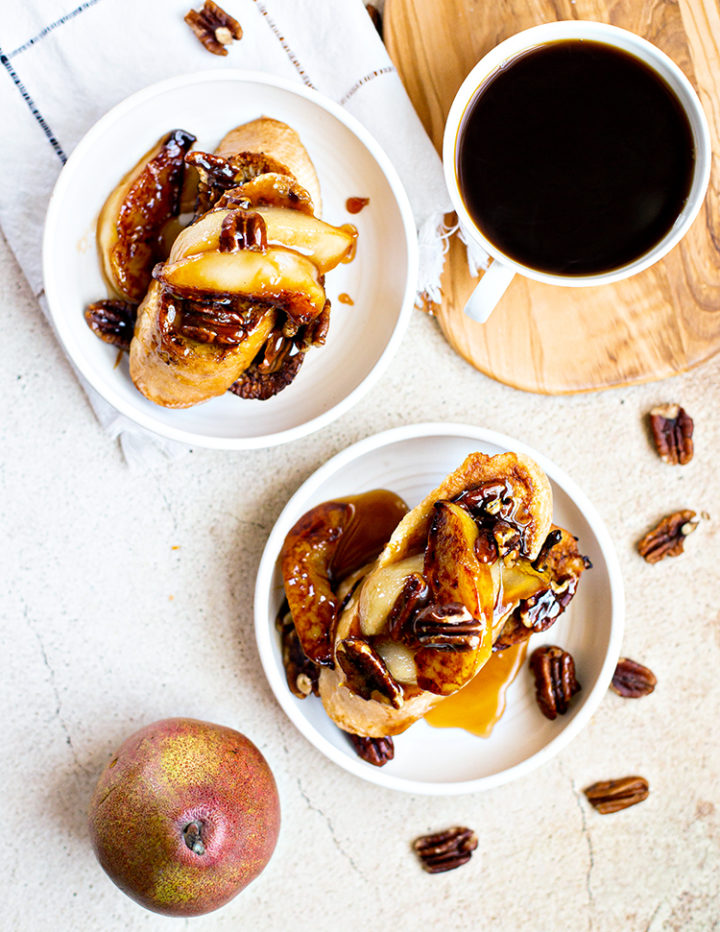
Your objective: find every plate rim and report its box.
[254,422,625,795]
[42,69,418,450]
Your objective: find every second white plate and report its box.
[255,423,624,795]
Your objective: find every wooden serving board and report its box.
[385,0,720,393]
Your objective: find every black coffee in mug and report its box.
[456,40,696,276]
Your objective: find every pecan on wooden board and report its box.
[413,826,478,874]
[185,1,243,56]
[611,658,657,698]
[649,404,694,465]
[347,734,394,767]
[637,510,698,563]
[584,776,649,814]
[529,645,581,720]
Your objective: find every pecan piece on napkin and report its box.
[637,510,698,563]
[611,658,657,698]
[529,645,581,720]
[185,1,243,56]
[584,776,649,814]
[413,826,478,874]
[649,404,694,465]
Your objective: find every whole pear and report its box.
[88,718,280,916]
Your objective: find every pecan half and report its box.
[610,658,657,698]
[347,734,394,767]
[277,608,319,699]
[413,826,478,874]
[218,209,267,252]
[530,645,581,720]
[185,1,243,56]
[386,573,430,641]
[637,510,698,563]
[336,637,404,708]
[84,299,137,351]
[410,603,483,651]
[584,776,649,814]
[649,404,694,465]
[229,349,306,400]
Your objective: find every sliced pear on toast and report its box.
[155,248,326,324]
[97,129,195,302]
[170,206,356,271]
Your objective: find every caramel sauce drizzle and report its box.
[424,642,527,737]
[346,196,370,214]
[338,293,354,306]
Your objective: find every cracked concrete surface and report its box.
[2,222,719,931]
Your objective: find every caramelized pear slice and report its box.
[281,492,409,666]
[424,501,497,631]
[417,501,498,696]
[281,502,354,666]
[215,172,315,217]
[216,174,316,215]
[97,129,196,302]
[156,247,326,324]
[170,207,356,272]
[415,642,480,697]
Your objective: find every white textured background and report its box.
[2,225,719,930]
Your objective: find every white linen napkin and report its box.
[0,0,453,465]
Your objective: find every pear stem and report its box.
[183,820,206,855]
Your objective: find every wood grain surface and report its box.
[385,0,720,393]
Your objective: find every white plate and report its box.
[42,71,417,449]
[255,423,624,795]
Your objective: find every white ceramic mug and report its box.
[442,21,712,323]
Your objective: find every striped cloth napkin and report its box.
[0,0,452,465]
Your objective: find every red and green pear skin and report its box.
[88,718,280,917]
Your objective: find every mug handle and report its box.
[463,259,515,323]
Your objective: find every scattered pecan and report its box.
[347,734,394,767]
[277,608,319,699]
[584,776,649,814]
[610,658,657,698]
[413,826,478,874]
[410,603,483,651]
[637,510,698,563]
[530,645,581,720]
[649,404,694,465]
[336,636,404,708]
[386,573,429,641]
[185,0,242,56]
[366,3,383,37]
[84,299,137,350]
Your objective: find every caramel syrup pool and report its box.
[424,642,527,737]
